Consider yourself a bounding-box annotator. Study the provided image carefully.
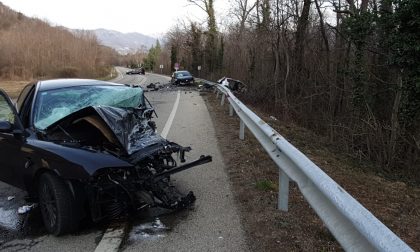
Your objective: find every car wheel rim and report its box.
[40,183,57,229]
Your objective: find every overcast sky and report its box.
[1,0,230,37]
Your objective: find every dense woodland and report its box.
[0,3,118,79]
[147,0,419,182]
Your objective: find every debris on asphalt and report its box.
[146,82,160,90]
[128,217,170,242]
[17,204,37,214]
[151,218,165,229]
[7,196,15,201]
[270,116,278,121]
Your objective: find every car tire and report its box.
[38,173,78,235]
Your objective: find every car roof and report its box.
[37,79,126,92]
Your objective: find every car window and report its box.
[0,94,15,124]
[33,85,145,130]
[176,72,191,77]
[16,84,34,112]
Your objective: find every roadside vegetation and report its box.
[150,0,419,184]
[204,92,419,251]
[0,3,119,81]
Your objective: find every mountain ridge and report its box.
[90,28,156,54]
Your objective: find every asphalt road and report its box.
[0,68,248,251]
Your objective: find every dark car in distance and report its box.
[126,68,145,75]
[171,71,194,85]
[0,79,211,235]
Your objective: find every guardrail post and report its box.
[278,170,290,211]
[213,87,217,94]
[229,104,234,116]
[239,120,245,140]
[221,94,225,106]
[216,90,220,99]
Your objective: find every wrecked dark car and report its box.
[0,79,211,235]
[217,77,247,93]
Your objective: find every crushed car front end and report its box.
[33,82,211,223]
[87,142,211,221]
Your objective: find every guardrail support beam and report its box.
[278,170,290,211]
[229,104,234,116]
[239,120,245,140]
[221,94,225,106]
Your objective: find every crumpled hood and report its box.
[44,106,166,155]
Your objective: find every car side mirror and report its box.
[0,121,13,133]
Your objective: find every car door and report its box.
[0,89,27,188]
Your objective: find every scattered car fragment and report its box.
[0,79,211,235]
[217,77,247,93]
[146,82,160,91]
[17,204,37,214]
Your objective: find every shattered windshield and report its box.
[176,71,191,77]
[33,85,144,130]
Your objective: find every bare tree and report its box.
[230,0,257,33]
[294,0,311,71]
[187,0,218,73]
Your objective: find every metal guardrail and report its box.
[210,82,413,252]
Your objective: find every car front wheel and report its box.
[38,173,78,235]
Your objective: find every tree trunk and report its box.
[294,0,311,71]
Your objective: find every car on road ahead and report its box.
[126,68,145,75]
[0,79,211,235]
[171,71,195,85]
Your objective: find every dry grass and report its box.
[0,80,30,99]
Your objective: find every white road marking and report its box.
[139,75,147,86]
[94,89,180,252]
[94,224,128,252]
[94,71,150,252]
[113,67,124,82]
[160,90,181,138]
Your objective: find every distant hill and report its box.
[0,2,117,80]
[91,29,156,54]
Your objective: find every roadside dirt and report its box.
[202,92,420,251]
[0,80,30,98]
